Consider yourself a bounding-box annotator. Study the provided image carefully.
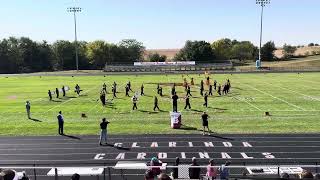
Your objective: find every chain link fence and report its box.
[1,163,319,180]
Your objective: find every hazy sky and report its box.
[0,0,319,49]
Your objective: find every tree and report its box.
[211,38,233,60]
[308,43,315,47]
[118,39,145,62]
[261,41,276,61]
[174,40,215,62]
[231,41,258,61]
[51,40,75,70]
[148,53,167,62]
[282,44,297,59]
[86,40,108,69]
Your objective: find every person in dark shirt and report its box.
[171,84,176,96]
[128,81,133,92]
[25,101,31,119]
[112,86,117,98]
[157,84,160,94]
[62,86,66,97]
[55,88,59,98]
[189,157,201,179]
[186,85,192,96]
[217,84,222,96]
[213,80,217,90]
[141,84,144,96]
[159,87,163,97]
[171,157,180,179]
[172,92,179,112]
[203,92,208,107]
[200,80,204,96]
[184,95,191,110]
[191,77,194,85]
[75,84,81,95]
[57,111,64,135]
[132,95,138,110]
[102,83,107,93]
[48,90,52,101]
[100,90,106,106]
[201,112,210,135]
[125,85,130,97]
[209,84,213,96]
[99,118,110,145]
[153,96,160,111]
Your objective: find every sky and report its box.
[0,0,319,49]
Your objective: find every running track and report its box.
[0,134,319,179]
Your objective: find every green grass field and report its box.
[0,72,320,135]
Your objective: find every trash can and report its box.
[170,112,182,129]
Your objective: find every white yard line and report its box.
[43,85,100,114]
[233,97,262,111]
[243,83,306,111]
[262,81,320,103]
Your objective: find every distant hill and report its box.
[145,49,180,60]
[145,46,320,61]
[274,46,320,58]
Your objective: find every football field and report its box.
[0,72,319,135]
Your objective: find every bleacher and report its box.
[103,61,234,73]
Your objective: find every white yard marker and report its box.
[263,81,320,102]
[243,83,305,111]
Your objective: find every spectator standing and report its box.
[57,111,64,135]
[206,159,218,180]
[219,161,231,180]
[189,157,200,179]
[99,118,110,145]
[71,173,80,180]
[25,101,31,119]
[171,157,180,179]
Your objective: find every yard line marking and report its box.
[243,83,306,111]
[44,85,100,114]
[232,96,262,111]
[262,81,320,102]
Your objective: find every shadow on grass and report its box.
[138,110,159,114]
[51,100,62,102]
[208,107,228,111]
[62,134,81,140]
[30,118,42,122]
[177,124,197,131]
[103,143,131,151]
[191,109,203,113]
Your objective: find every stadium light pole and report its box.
[256,0,270,63]
[67,7,82,72]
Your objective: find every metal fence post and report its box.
[55,167,58,180]
[33,163,37,180]
[103,163,106,180]
[108,167,111,180]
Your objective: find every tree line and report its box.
[0,36,315,73]
[0,37,145,73]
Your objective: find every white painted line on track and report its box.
[1,151,320,156]
[242,83,306,111]
[2,136,320,141]
[1,158,320,162]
